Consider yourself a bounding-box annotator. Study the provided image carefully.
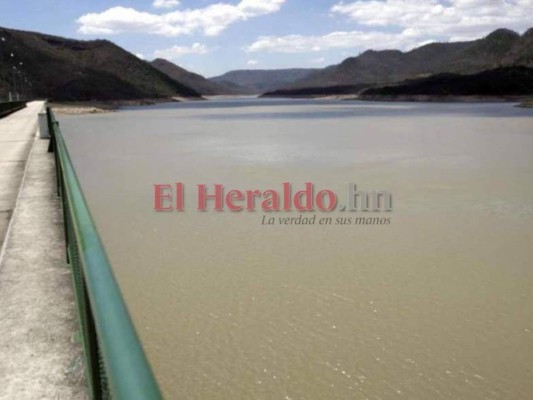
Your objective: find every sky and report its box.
[1,0,532,77]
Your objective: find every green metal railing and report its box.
[47,108,163,400]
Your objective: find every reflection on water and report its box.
[61,99,533,399]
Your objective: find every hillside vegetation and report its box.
[150,58,237,96]
[0,27,201,101]
[361,66,533,98]
[282,28,533,92]
[209,69,317,94]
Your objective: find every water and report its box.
[60,99,533,399]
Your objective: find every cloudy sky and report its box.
[1,0,532,76]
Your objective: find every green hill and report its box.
[0,26,201,101]
[150,58,237,96]
[361,66,533,98]
[209,68,317,94]
[281,28,533,92]
[261,84,370,98]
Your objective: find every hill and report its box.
[360,66,533,99]
[0,27,201,101]
[282,28,533,92]
[150,58,237,95]
[261,84,370,98]
[209,68,317,94]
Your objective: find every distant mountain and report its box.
[261,84,370,98]
[209,68,317,94]
[0,27,201,101]
[361,66,533,98]
[284,28,533,91]
[150,58,238,95]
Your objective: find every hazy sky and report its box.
[1,0,532,77]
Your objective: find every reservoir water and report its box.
[60,99,533,399]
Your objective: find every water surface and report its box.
[61,99,533,399]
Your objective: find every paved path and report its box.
[0,102,43,248]
[0,104,88,399]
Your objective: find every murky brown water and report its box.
[61,100,533,399]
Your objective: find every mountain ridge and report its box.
[360,66,533,99]
[0,26,201,101]
[283,28,533,91]
[1,26,532,101]
[150,58,238,95]
[209,68,317,94]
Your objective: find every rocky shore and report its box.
[49,97,194,115]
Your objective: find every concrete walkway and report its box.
[0,102,42,249]
[0,104,88,399]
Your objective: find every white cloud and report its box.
[77,0,286,37]
[246,0,533,53]
[311,57,326,64]
[135,53,145,59]
[238,0,286,14]
[153,43,209,59]
[153,0,180,9]
[246,30,423,53]
[331,0,533,41]
[247,59,259,66]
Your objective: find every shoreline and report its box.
[261,93,533,105]
[261,94,359,100]
[48,95,533,114]
[356,94,533,103]
[50,101,118,115]
[50,96,203,115]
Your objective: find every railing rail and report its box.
[47,107,163,400]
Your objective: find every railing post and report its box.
[46,106,55,154]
